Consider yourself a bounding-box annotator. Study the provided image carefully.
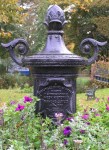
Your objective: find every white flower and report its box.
[73,140,83,144]
[7,145,14,150]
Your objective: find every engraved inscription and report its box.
[38,85,72,119]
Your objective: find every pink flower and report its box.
[55,113,63,122]
[107,97,109,102]
[24,96,32,103]
[0,109,3,113]
[86,122,90,125]
[15,104,25,111]
[106,104,109,111]
[82,114,89,120]
[96,98,99,102]
[10,100,17,105]
[95,114,101,117]
[55,113,63,118]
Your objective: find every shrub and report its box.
[0,73,33,89]
[20,83,33,93]
[0,64,6,75]
[76,77,91,93]
[0,74,15,89]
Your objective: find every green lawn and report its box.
[77,88,109,109]
[0,88,28,107]
[0,88,109,109]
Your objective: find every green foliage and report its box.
[1,95,109,149]
[0,64,6,75]
[32,0,49,53]
[48,0,109,58]
[76,77,91,93]
[89,2,109,57]
[48,0,94,55]
[0,73,33,89]
[0,0,27,58]
[0,0,24,24]
[20,83,33,93]
[20,0,49,54]
[0,96,53,149]
[0,0,25,39]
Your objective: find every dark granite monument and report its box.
[1,5,107,121]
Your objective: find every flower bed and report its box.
[0,96,109,149]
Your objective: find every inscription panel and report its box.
[38,84,72,120]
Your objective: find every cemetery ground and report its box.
[0,87,109,149]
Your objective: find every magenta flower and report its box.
[80,129,85,134]
[82,114,89,120]
[24,96,32,103]
[66,117,74,122]
[15,104,25,111]
[106,104,109,111]
[108,97,109,102]
[63,139,68,145]
[63,126,72,136]
[86,122,90,125]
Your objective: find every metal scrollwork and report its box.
[80,38,107,65]
[1,38,29,66]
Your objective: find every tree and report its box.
[0,0,49,56]
[10,0,50,54]
[0,0,27,58]
[48,0,109,58]
[89,0,109,57]
[0,0,49,74]
[17,0,49,54]
[0,0,26,39]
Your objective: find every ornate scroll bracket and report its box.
[80,38,107,65]
[1,38,29,66]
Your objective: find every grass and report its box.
[77,88,109,110]
[0,88,28,107]
[0,88,109,109]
